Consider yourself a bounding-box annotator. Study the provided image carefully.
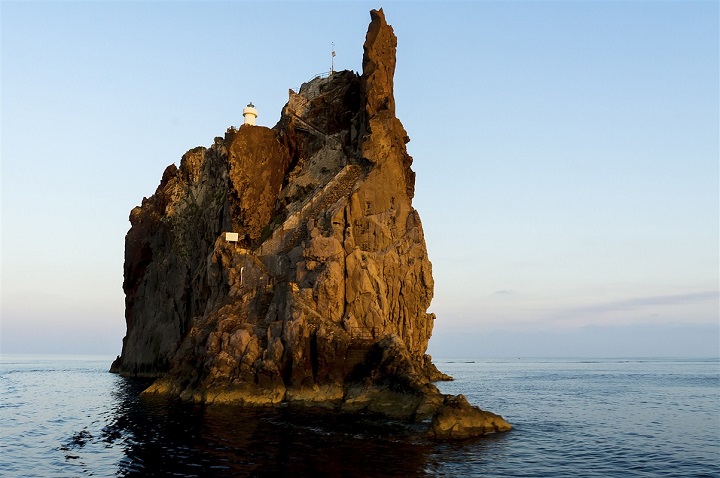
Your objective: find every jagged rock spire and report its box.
[111,9,510,439]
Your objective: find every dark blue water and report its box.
[1,356,718,477]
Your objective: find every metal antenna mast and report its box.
[331,42,336,75]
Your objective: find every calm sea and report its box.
[1,355,717,477]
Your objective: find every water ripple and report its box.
[1,357,718,477]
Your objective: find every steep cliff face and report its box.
[111,9,509,438]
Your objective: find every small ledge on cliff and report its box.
[111,8,510,440]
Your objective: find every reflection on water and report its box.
[88,377,496,477]
[5,357,716,477]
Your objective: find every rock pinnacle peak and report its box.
[111,9,510,439]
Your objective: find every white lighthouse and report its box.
[243,103,258,126]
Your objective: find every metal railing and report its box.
[293,71,333,93]
[349,327,376,341]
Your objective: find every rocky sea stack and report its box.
[111,9,510,439]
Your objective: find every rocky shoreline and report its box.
[111,9,510,439]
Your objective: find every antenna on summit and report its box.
[331,42,336,75]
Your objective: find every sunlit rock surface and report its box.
[111,9,510,439]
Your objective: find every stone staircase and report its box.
[281,164,364,253]
[344,328,377,375]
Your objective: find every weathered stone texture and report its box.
[111,8,509,439]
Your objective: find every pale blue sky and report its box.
[2,1,718,357]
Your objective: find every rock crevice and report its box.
[111,9,510,439]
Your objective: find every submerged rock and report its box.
[110,8,510,439]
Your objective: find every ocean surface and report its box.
[1,356,718,477]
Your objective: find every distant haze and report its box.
[2,2,717,358]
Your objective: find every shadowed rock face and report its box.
[111,9,510,439]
